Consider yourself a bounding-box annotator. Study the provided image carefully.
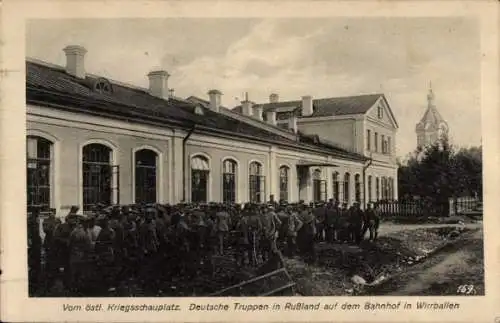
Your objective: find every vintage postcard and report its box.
[1,0,499,322]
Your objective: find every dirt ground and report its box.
[284,222,484,296]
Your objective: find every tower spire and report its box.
[427,81,435,107]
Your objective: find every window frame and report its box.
[279,165,290,202]
[354,174,361,204]
[249,161,265,203]
[332,171,340,202]
[26,136,53,211]
[343,172,351,204]
[222,159,237,204]
[377,106,384,119]
[366,129,371,151]
[191,155,210,203]
[134,148,158,204]
[82,143,117,212]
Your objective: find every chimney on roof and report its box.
[241,100,253,116]
[269,93,279,103]
[266,110,277,126]
[288,115,298,133]
[208,89,222,113]
[63,45,87,79]
[253,105,264,121]
[241,92,253,116]
[302,95,313,116]
[147,70,170,100]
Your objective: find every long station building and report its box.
[26,45,399,216]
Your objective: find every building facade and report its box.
[233,92,399,206]
[27,45,398,217]
[415,84,449,148]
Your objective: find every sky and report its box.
[26,18,481,157]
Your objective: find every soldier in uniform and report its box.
[28,207,42,295]
[234,206,250,267]
[324,200,339,243]
[42,208,61,290]
[85,214,101,251]
[121,207,140,280]
[276,204,289,251]
[246,204,263,266]
[297,204,316,262]
[53,206,79,289]
[68,214,92,295]
[313,202,326,242]
[260,205,281,263]
[215,204,231,256]
[337,203,350,243]
[348,202,364,245]
[285,205,303,257]
[362,202,381,241]
[94,214,116,293]
[138,207,159,293]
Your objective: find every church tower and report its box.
[415,83,449,148]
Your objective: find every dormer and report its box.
[93,77,113,94]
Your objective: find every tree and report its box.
[397,135,482,216]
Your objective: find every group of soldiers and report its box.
[27,199,381,296]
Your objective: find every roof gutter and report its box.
[362,153,373,209]
[182,124,197,202]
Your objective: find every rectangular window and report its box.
[374,132,378,152]
[366,129,371,151]
[279,168,289,202]
[381,135,386,154]
[249,175,265,203]
[378,106,383,119]
[223,173,236,203]
[354,175,361,204]
[191,170,209,203]
[332,173,340,202]
[387,137,392,155]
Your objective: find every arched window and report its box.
[279,166,290,202]
[82,143,115,211]
[27,136,52,211]
[191,155,210,203]
[375,177,380,201]
[135,149,158,204]
[367,175,373,203]
[94,78,113,94]
[249,162,265,203]
[354,174,361,204]
[312,169,326,202]
[343,172,350,204]
[223,159,237,203]
[332,171,340,202]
